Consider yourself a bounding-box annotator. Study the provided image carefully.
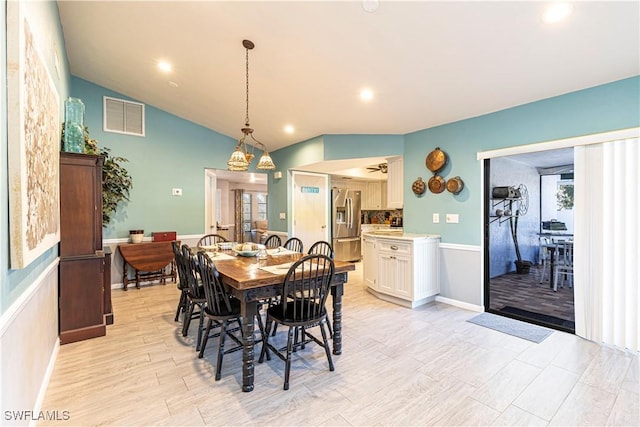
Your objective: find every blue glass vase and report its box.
[64,97,85,153]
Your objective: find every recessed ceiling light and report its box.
[362,0,379,13]
[360,88,374,102]
[157,61,172,73]
[542,3,573,24]
[284,125,295,134]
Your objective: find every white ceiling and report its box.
[58,1,639,159]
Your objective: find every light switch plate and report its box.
[172,188,182,196]
[279,212,286,220]
[433,213,440,223]
[446,214,459,223]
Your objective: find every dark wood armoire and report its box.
[59,152,113,344]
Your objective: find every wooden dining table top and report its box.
[201,250,355,291]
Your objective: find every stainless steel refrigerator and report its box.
[332,188,361,262]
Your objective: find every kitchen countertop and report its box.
[362,231,440,241]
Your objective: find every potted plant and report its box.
[61,124,133,225]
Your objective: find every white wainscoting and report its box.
[436,243,484,312]
[0,259,59,423]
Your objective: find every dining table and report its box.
[203,247,356,392]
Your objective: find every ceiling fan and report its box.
[367,163,388,173]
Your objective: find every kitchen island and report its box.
[362,231,440,308]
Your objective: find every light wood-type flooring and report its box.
[41,263,638,426]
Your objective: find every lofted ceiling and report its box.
[57,1,639,156]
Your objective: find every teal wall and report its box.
[403,76,640,245]
[323,134,403,160]
[268,134,404,232]
[1,1,71,313]
[71,77,242,239]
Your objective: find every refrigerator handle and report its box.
[347,197,352,228]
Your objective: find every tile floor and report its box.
[40,263,638,426]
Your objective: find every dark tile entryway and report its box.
[489,264,575,331]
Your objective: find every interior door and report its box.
[292,171,329,251]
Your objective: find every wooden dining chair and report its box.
[259,254,336,390]
[197,234,228,248]
[180,244,207,351]
[196,251,245,380]
[172,241,189,322]
[308,240,334,258]
[307,240,335,336]
[264,234,282,248]
[283,237,303,253]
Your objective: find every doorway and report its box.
[484,150,576,333]
[291,171,329,251]
[204,169,268,242]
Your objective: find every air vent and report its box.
[103,96,145,136]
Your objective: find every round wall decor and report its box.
[412,177,426,195]
[428,175,445,194]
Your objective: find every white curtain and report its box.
[574,138,639,352]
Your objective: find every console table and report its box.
[118,241,178,290]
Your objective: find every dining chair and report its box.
[283,237,303,253]
[172,241,189,322]
[197,234,228,248]
[196,251,246,380]
[180,244,207,351]
[538,236,552,284]
[307,240,335,336]
[308,240,334,258]
[259,254,336,390]
[264,234,282,249]
[553,240,574,292]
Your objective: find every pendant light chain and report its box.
[245,45,250,127]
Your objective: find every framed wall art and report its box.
[7,2,61,269]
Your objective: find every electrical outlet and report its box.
[172,188,182,196]
[446,214,459,224]
[433,213,440,223]
[279,212,286,220]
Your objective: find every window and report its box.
[257,193,268,220]
[242,193,252,232]
[556,180,574,210]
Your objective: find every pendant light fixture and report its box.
[227,39,276,171]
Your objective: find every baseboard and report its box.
[435,295,484,312]
[30,338,60,427]
[366,287,436,309]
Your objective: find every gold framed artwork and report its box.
[7,2,61,269]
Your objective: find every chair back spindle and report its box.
[283,237,303,253]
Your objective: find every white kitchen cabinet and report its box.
[362,235,378,290]
[380,180,388,210]
[386,157,403,209]
[333,178,385,210]
[363,232,440,308]
[377,239,412,299]
[363,181,382,210]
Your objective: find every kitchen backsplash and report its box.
[362,209,403,224]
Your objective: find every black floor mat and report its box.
[500,306,575,331]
